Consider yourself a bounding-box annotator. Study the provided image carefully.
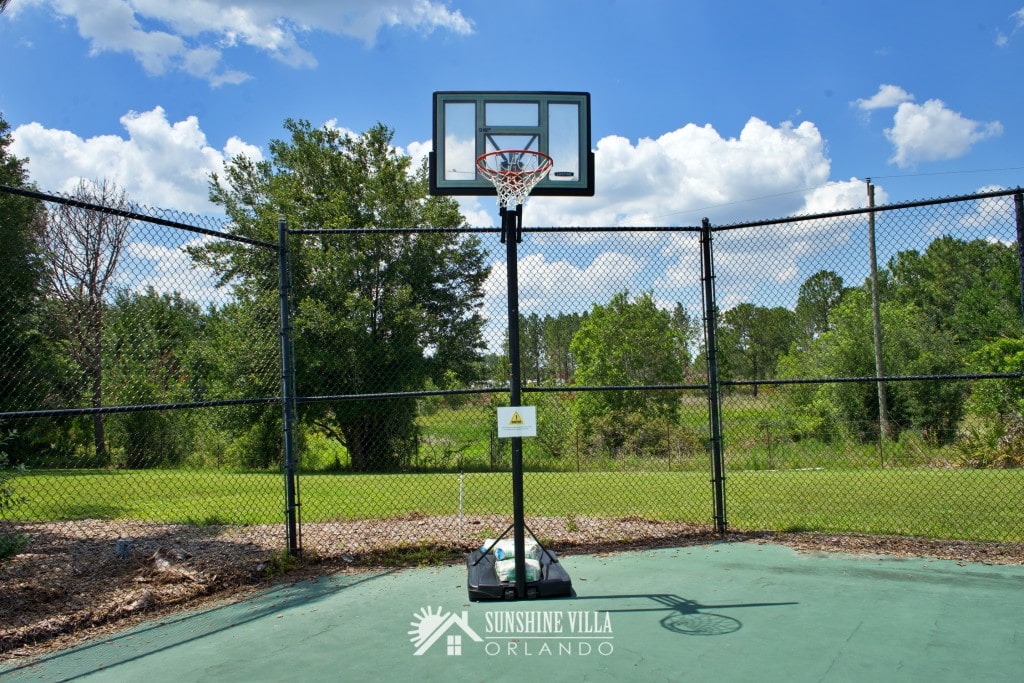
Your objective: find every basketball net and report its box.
[476,149,553,209]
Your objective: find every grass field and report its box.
[5,467,1024,543]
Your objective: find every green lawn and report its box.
[5,467,1024,543]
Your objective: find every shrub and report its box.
[954,415,1024,469]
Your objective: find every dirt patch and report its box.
[2,517,1023,662]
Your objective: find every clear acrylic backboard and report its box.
[429,91,594,197]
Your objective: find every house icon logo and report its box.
[409,606,483,656]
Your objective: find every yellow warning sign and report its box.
[496,406,537,438]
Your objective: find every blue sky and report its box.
[1,1,1023,328]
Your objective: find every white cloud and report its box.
[852,85,1003,168]
[798,178,885,214]
[998,7,1024,45]
[523,117,832,229]
[853,84,914,111]
[10,106,263,213]
[951,184,1015,236]
[884,99,1003,168]
[14,0,474,84]
[13,108,888,323]
[118,234,225,308]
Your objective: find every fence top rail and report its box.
[8,183,1017,241]
[0,184,277,250]
[709,186,1023,232]
[289,187,1020,236]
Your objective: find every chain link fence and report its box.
[711,188,1024,541]
[0,183,287,558]
[2,183,1023,572]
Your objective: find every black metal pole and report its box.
[278,217,300,556]
[503,204,528,598]
[1014,189,1024,327]
[701,218,727,534]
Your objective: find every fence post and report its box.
[866,180,893,445]
[1014,189,1024,326]
[701,218,727,534]
[278,217,300,556]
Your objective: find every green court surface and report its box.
[4,541,1023,682]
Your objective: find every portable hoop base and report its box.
[466,549,573,601]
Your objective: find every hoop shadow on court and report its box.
[570,593,799,636]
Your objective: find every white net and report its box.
[476,150,553,208]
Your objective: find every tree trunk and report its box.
[91,366,107,465]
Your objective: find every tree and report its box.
[0,113,46,416]
[795,270,845,342]
[968,337,1024,418]
[544,312,585,384]
[719,303,798,397]
[105,288,204,468]
[571,291,685,434]
[195,120,489,471]
[514,311,585,385]
[40,178,130,463]
[191,301,283,469]
[670,303,698,373]
[520,313,544,385]
[886,237,1022,346]
[785,288,964,443]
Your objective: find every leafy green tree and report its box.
[570,291,685,448]
[885,237,1022,346]
[191,301,283,469]
[0,114,45,416]
[195,120,489,471]
[520,313,545,385]
[967,337,1024,418]
[669,303,698,373]
[544,312,585,384]
[795,270,845,343]
[104,288,204,468]
[719,303,798,396]
[785,288,963,443]
[513,311,586,385]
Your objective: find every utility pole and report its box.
[866,179,893,443]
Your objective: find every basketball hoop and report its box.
[476,149,553,209]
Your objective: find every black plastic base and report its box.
[466,549,573,601]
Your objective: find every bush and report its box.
[584,410,694,460]
[954,415,1024,469]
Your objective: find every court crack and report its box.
[817,620,864,682]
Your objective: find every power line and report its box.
[860,166,1024,181]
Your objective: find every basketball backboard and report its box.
[429,91,594,197]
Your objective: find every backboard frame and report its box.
[429,91,594,198]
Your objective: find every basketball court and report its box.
[4,541,1023,681]
[6,92,1021,681]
